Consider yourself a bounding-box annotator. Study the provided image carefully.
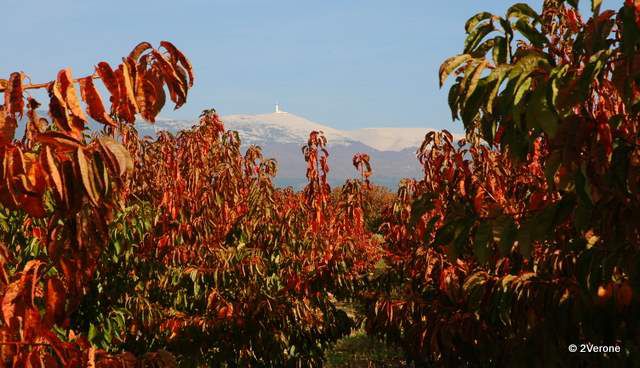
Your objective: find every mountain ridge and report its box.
[136,111,438,189]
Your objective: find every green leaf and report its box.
[493,216,517,256]
[439,54,472,87]
[474,221,493,264]
[506,3,540,22]
[592,0,602,13]
[463,272,487,310]
[549,64,569,113]
[434,220,457,247]
[516,221,533,257]
[486,65,510,113]
[471,37,498,58]
[409,193,435,229]
[507,52,550,82]
[554,195,576,225]
[465,23,496,54]
[113,239,122,255]
[448,83,461,120]
[88,323,99,344]
[621,5,640,57]
[532,205,557,241]
[526,85,558,138]
[575,166,593,204]
[499,17,514,40]
[461,82,487,128]
[436,218,469,259]
[463,60,488,102]
[513,19,547,48]
[465,12,494,32]
[513,77,532,105]
[578,50,611,100]
[492,36,508,64]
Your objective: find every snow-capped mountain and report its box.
[136,109,441,188]
[142,111,434,152]
[222,112,433,152]
[343,127,431,151]
[220,112,357,147]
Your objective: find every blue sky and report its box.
[2,0,615,131]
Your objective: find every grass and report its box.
[326,298,406,368]
[325,330,406,368]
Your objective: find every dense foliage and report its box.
[0,42,194,366]
[2,1,640,367]
[363,1,640,367]
[80,114,381,367]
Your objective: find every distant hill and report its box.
[136,110,436,189]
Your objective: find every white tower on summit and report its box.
[275,103,285,114]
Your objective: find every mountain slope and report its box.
[136,111,436,188]
[344,127,430,151]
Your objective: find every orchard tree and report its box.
[364,1,640,366]
[0,41,193,367]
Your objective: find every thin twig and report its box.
[0,74,100,93]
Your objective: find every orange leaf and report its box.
[36,131,83,152]
[88,346,96,368]
[128,41,153,61]
[95,62,120,108]
[4,72,24,117]
[136,64,165,123]
[54,68,87,136]
[0,147,19,208]
[41,146,65,206]
[48,85,74,134]
[45,277,66,326]
[161,41,194,87]
[0,106,17,145]
[98,136,133,177]
[2,278,25,328]
[24,98,47,145]
[79,77,115,127]
[151,50,187,108]
[76,148,99,206]
[473,186,486,214]
[120,58,139,114]
[114,66,136,124]
[146,69,166,119]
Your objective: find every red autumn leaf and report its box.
[97,136,133,177]
[48,85,74,134]
[45,277,66,326]
[128,41,153,61]
[145,69,166,119]
[75,147,99,206]
[24,98,47,145]
[151,49,187,108]
[36,131,84,152]
[4,72,24,117]
[120,57,139,114]
[95,62,120,108]
[79,77,115,127]
[2,277,26,328]
[597,119,613,160]
[160,40,194,87]
[114,66,136,124]
[473,186,486,214]
[135,67,162,123]
[0,106,17,145]
[53,68,87,137]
